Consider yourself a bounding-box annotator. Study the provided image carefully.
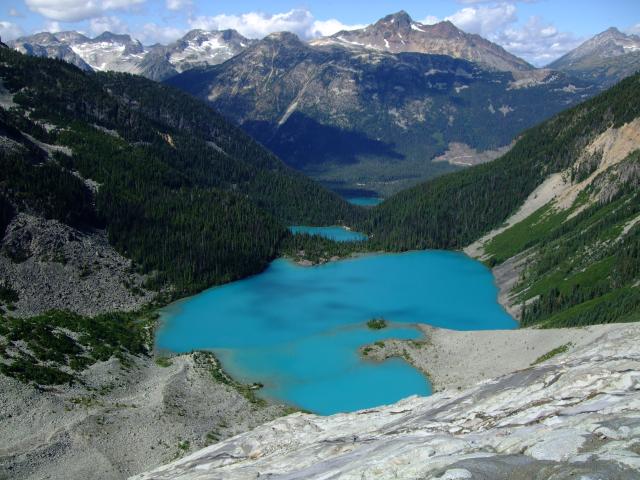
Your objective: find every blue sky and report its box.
[2,1,639,65]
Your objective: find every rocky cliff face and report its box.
[549,27,640,87]
[311,11,533,73]
[133,324,640,479]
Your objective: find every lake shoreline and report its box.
[360,322,630,392]
[156,251,511,414]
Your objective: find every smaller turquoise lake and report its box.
[289,225,368,242]
[157,251,516,415]
[347,197,383,207]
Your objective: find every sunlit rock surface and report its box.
[133,324,640,479]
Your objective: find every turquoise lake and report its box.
[157,251,517,415]
[289,225,368,242]
[347,197,384,207]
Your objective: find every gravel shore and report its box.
[361,322,630,392]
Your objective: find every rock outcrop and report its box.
[133,324,640,479]
[0,213,155,317]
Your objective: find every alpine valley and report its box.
[167,12,600,195]
[9,11,609,196]
[1,5,640,480]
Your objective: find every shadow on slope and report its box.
[243,112,405,170]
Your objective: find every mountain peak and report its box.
[375,11,413,32]
[383,10,413,23]
[93,31,135,44]
[548,26,640,85]
[264,31,302,44]
[318,12,531,72]
[604,26,622,35]
[427,20,465,38]
[52,31,89,44]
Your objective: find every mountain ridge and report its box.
[167,25,595,195]
[7,28,255,80]
[548,26,640,87]
[311,10,533,73]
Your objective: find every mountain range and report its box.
[8,29,254,81]
[7,12,639,195]
[1,13,640,479]
[166,14,595,194]
[310,11,533,73]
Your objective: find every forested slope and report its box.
[0,49,360,295]
[363,73,640,250]
[363,73,640,328]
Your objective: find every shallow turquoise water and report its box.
[157,251,517,415]
[289,225,368,242]
[347,197,383,207]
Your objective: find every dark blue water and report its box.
[289,225,368,242]
[347,197,383,207]
[157,251,516,415]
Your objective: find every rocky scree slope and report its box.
[0,350,293,480]
[167,23,594,195]
[134,324,640,480]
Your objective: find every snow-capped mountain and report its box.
[310,11,533,73]
[548,27,640,87]
[7,29,254,80]
[148,30,256,75]
[9,31,145,74]
[9,32,93,71]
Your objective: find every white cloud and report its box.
[25,0,146,22]
[419,16,440,25]
[139,23,186,44]
[0,20,23,40]
[494,16,582,66]
[189,9,363,40]
[440,3,580,66]
[9,7,23,17]
[628,23,640,36]
[309,19,366,37]
[166,0,191,12]
[90,16,129,35]
[44,20,62,33]
[456,0,537,3]
[446,4,517,37]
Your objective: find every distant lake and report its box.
[289,225,368,242]
[347,197,383,207]
[157,251,516,415]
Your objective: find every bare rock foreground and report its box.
[133,324,640,479]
